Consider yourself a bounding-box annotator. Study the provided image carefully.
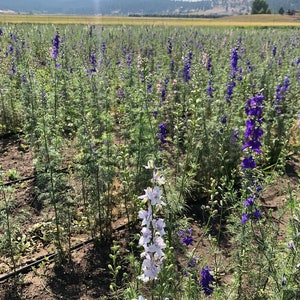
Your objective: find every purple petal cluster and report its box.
[51,32,60,59]
[126,55,132,68]
[230,47,239,72]
[274,76,290,114]
[87,52,97,73]
[179,228,194,246]
[199,266,214,296]
[183,52,192,83]
[158,123,167,145]
[167,38,172,55]
[242,94,264,155]
[241,94,265,224]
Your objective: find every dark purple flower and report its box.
[183,61,191,83]
[225,80,236,102]
[51,32,60,59]
[275,76,290,114]
[179,228,194,246]
[207,86,214,98]
[242,139,262,154]
[241,213,249,224]
[230,47,239,71]
[147,83,153,93]
[182,236,194,246]
[126,55,132,67]
[158,123,167,144]
[253,209,261,220]
[221,115,227,124]
[241,156,256,169]
[272,46,277,56]
[206,57,212,73]
[200,266,214,296]
[101,42,106,54]
[167,38,172,55]
[247,60,255,73]
[244,196,254,207]
[245,94,264,117]
[256,184,263,193]
[21,74,26,83]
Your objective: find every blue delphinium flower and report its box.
[230,47,239,71]
[241,93,264,224]
[241,213,249,224]
[246,60,255,73]
[225,47,240,103]
[179,228,194,246]
[200,266,214,296]
[241,156,256,169]
[158,123,167,144]
[126,55,132,67]
[242,94,264,155]
[245,94,264,117]
[274,76,290,114]
[207,83,214,99]
[87,52,97,73]
[183,61,191,83]
[51,32,60,59]
[183,52,192,83]
[253,208,261,220]
[225,81,236,103]
[206,57,212,73]
[244,196,255,206]
[167,38,172,55]
[101,42,106,54]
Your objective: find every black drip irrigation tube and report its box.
[0,222,130,282]
[3,167,73,187]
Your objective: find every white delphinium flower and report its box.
[137,160,167,283]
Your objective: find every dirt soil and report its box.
[0,134,299,299]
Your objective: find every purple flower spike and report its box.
[253,208,261,220]
[200,266,214,296]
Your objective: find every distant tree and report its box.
[278,7,284,15]
[287,9,295,16]
[251,0,271,14]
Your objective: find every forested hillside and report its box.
[0,0,299,16]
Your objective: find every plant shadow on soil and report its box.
[47,241,112,299]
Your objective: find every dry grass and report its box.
[0,13,299,27]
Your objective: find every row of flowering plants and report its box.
[0,23,299,298]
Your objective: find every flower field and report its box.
[0,21,300,299]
